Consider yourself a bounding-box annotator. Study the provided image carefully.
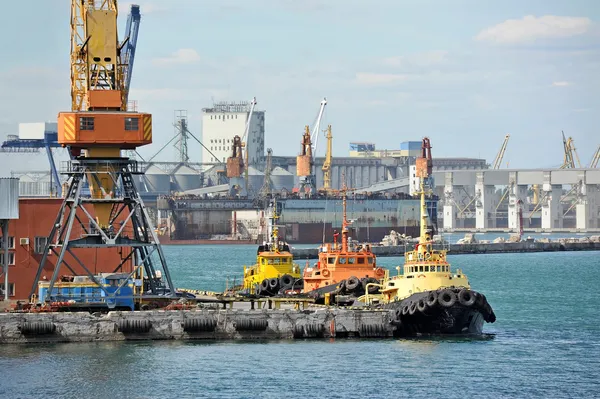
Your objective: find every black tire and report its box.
[346,276,360,291]
[269,278,279,291]
[401,304,410,316]
[417,298,427,313]
[425,291,438,307]
[280,274,293,287]
[261,279,269,291]
[408,301,418,315]
[458,289,476,307]
[255,284,262,295]
[334,280,346,295]
[438,289,457,308]
[394,308,403,321]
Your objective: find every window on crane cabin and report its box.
[80,117,94,131]
[125,117,139,131]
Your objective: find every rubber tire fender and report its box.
[268,278,279,291]
[345,276,360,291]
[438,288,457,308]
[401,304,411,316]
[417,298,427,313]
[279,274,293,287]
[425,291,438,307]
[408,301,418,316]
[458,289,476,307]
[260,279,269,291]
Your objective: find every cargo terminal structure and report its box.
[148,104,489,243]
[5,102,598,243]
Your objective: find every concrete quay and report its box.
[0,307,395,344]
[292,240,600,259]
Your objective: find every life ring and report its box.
[375,268,385,277]
[322,269,330,277]
[417,274,426,278]
[425,253,431,260]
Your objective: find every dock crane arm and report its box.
[310,98,327,155]
[492,134,509,169]
[560,131,576,169]
[590,145,600,168]
[241,97,257,193]
[121,4,141,105]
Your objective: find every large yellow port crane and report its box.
[29,0,176,307]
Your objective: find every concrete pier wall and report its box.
[0,308,395,344]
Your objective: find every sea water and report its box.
[0,246,599,398]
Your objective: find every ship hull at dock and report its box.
[155,196,438,244]
[383,289,496,336]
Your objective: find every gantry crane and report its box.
[296,98,327,194]
[226,135,246,196]
[321,125,333,192]
[492,134,509,169]
[29,0,175,306]
[560,131,581,169]
[297,126,315,193]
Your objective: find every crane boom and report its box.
[121,4,141,105]
[492,134,509,169]
[310,98,327,155]
[241,97,257,194]
[590,145,600,168]
[560,131,581,169]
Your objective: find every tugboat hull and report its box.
[385,288,496,336]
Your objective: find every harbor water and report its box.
[1,245,599,398]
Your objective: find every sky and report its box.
[0,0,599,175]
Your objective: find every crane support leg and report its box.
[29,158,175,305]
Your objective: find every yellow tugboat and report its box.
[242,198,302,296]
[360,138,496,335]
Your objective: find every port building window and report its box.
[80,117,95,131]
[125,117,139,131]
[0,252,15,266]
[0,236,15,250]
[34,237,48,255]
[0,283,15,297]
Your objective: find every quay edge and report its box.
[291,241,600,259]
[0,308,397,344]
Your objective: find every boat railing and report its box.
[362,282,385,305]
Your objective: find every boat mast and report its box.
[415,137,433,246]
[270,198,280,252]
[341,183,349,253]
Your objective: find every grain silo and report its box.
[143,164,170,194]
[172,164,202,192]
[270,166,294,191]
[246,166,264,195]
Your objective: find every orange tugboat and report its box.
[302,185,386,303]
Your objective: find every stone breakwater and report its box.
[0,308,395,344]
[292,241,600,259]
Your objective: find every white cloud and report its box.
[552,81,570,87]
[475,15,592,44]
[355,72,409,85]
[152,49,201,66]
